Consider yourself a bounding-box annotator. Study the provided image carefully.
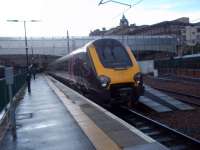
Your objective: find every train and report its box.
[48,38,144,105]
[155,54,200,78]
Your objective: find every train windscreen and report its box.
[94,39,132,68]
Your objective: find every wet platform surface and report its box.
[0,75,169,150]
[0,75,94,150]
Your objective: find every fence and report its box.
[0,73,26,112]
[154,55,200,78]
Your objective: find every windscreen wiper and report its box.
[113,67,129,70]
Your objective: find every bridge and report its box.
[0,35,177,55]
[0,35,177,67]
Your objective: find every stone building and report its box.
[90,17,200,56]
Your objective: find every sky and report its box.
[0,0,200,37]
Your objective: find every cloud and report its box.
[153,3,176,10]
[0,0,200,37]
[125,3,200,26]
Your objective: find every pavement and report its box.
[0,75,168,150]
[0,75,95,150]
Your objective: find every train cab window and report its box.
[94,39,132,68]
[80,53,90,71]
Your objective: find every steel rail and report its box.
[114,106,200,150]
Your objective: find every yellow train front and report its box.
[49,38,144,105]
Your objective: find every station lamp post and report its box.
[7,20,40,71]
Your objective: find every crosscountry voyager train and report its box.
[48,38,144,105]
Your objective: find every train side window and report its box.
[74,54,80,76]
[65,60,69,72]
[87,49,97,75]
[78,53,93,77]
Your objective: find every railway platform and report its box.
[139,85,193,113]
[0,75,168,150]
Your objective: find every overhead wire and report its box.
[112,0,144,20]
[98,0,144,29]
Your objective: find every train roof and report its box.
[50,42,91,65]
[50,38,123,65]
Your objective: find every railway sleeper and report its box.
[132,121,146,127]
[156,136,173,143]
[131,122,158,131]
[127,117,146,123]
[162,138,192,150]
[139,126,160,134]
[165,139,198,150]
[137,125,197,150]
[144,129,172,139]
[154,130,196,149]
[139,129,166,138]
[168,144,188,150]
[145,130,161,136]
[149,130,172,138]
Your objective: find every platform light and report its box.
[7,19,40,70]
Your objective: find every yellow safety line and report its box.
[45,76,121,150]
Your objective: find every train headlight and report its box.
[134,72,142,84]
[99,75,111,88]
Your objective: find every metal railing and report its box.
[0,73,26,112]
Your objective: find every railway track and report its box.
[111,106,200,150]
[144,76,200,106]
[154,86,200,100]
[158,76,200,85]
[152,86,200,107]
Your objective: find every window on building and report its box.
[197,28,200,33]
